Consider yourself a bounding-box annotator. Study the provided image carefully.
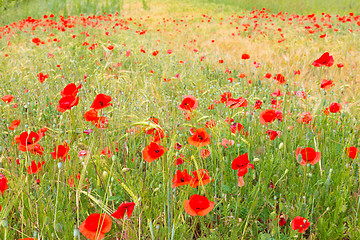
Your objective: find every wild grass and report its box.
[0,0,359,239]
[197,0,360,15]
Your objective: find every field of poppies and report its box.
[0,0,360,239]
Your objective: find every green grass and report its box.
[197,0,360,15]
[0,0,125,25]
[0,0,359,239]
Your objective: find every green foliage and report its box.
[0,0,124,25]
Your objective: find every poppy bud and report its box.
[57,162,62,169]
[154,187,160,192]
[122,168,131,173]
[55,223,63,232]
[253,158,260,162]
[112,155,117,161]
[102,171,109,179]
[74,228,80,237]
[1,219,8,228]
[279,143,284,149]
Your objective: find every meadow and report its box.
[0,0,360,239]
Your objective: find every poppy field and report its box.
[0,0,360,239]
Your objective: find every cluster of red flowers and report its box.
[172,169,213,188]
[14,128,47,155]
[1,5,359,238]
[231,153,254,187]
[84,93,112,128]
[57,83,81,112]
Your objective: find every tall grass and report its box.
[0,0,124,25]
[198,0,360,15]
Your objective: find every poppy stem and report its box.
[123,138,128,169]
[91,157,106,193]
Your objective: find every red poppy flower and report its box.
[278,216,287,226]
[274,74,286,84]
[238,73,246,78]
[0,173,8,195]
[226,97,248,108]
[312,52,334,67]
[142,142,165,162]
[107,46,114,50]
[346,146,359,159]
[148,117,159,125]
[184,194,214,216]
[271,89,283,97]
[221,92,232,104]
[32,144,44,155]
[201,149,210,159]
[68,173,90,189]
[205,120,216,129]
[174,154,185,165]
[17,130,44,152]
[79,213,112,240]
[231,153,254,173]
[85,109,99,122]
[94,116,109,129]
[178,95,198,111]
[295,147,321,166]
[264,73,272,79]
[324,108,330,115]
[266,130,281,140]
[188,128,211,147]
[231,153,254,187]
[298,112,312,124]
[9,119,20,130]
[61,83,81,97]
[101,147,113,158]
[172,169,192,188]
[37,72,49,83]
[219,138,234,148]
[27,160,45,174]
[291,216,311,233]
[51,142,70,161]
[1,95,14,103]
[149,128,166,143]
[320,79,334,89]
[32,37,44,45]
[259,109,283,124]
[90,94,112,110]
[174,142,182,150]
[111,202,135,219]
[189,169,212,188]
[337,63,344,68]
[241,53,250,59]
[230,122,244,134]
[57,95,79,112]
[253,100,262,110]
[329,103,342,113]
